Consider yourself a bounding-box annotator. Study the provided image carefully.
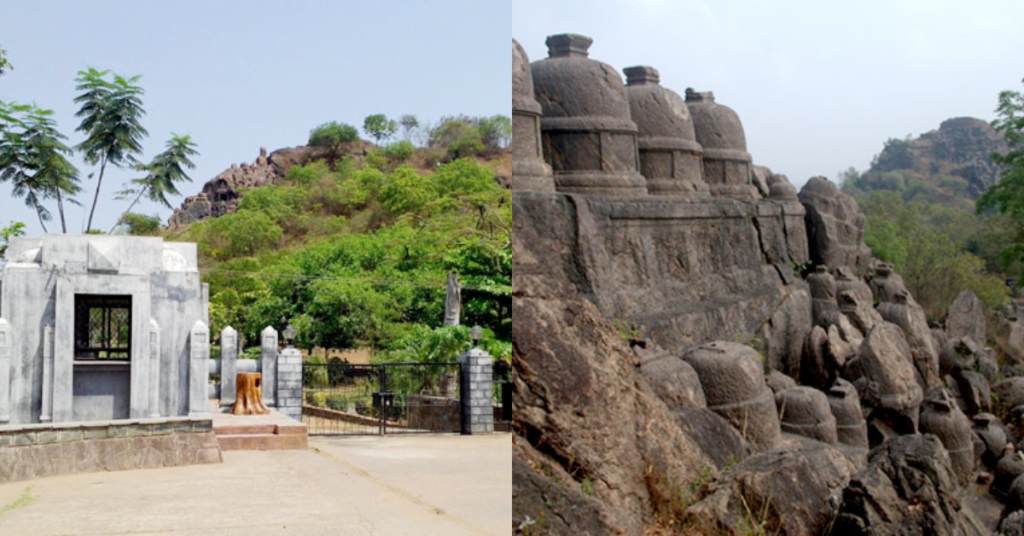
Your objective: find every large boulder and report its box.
[799,177,870,273]
[947,290,987,345]
[637,347,707,410]
[686,442,856,535]
[513,291,719,533]
[833,434,988,535]
[512,438,607,534]
[857,322,923,413]
[919,391,976,485]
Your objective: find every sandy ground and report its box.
[0,433,511,536]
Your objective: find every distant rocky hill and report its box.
[846,117,1007,204]
[168,146,315,228]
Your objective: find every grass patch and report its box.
[0,486,36,519]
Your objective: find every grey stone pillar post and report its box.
[220,326,238,407]
[40,325,53,423]
[260,326,278,406]
[188,320,210,416]
[277,347,302,421]
[148,320,161,418]
[459,347,494,434]
[0,319,11,423]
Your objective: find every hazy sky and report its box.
[513,0,1024,189]
[1,0,509,236]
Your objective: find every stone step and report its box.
[216,432,307,451]
[210,410,308,451]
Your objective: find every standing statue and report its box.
[444,272,461,326]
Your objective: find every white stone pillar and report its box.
[40,325,54,423]
[260,326,278,407]
[0,319,11,423]
[459,346,494,434]
[277,347,302,421]
[148,319,161,418]
[220,326,238,407]
[188,320,209,416]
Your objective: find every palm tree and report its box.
[0,104,80,233]
[74,68,147,233]
[111,133,198,233]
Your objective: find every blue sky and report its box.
[514,0,1024,189]
[1,0,510,235]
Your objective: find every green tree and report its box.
[477,115,511,149]
[308,121,359,153]
[979,78,1024,285]
[74,68,148,233]
[363,114,397,145]
[0,104,81,232]
[118,213,161,236]
[112,133,198,233]
[0,221,26,261]
[380,165,436,214]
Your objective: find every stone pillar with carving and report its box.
[220,326,238,407]
[0,319,11,423]
[188,320,209,416]
[148,319,161,418]
[261,326,278,407]
[459,346,494,434]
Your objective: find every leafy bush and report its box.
[203,211,283,259]
[325,394,348,412]
[381,140,415,162]
[309,121,359,150]
[380,165,436,214]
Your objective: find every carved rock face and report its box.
[878,295,940,390]
[623,66,707,196]
[512,39,554,192]
[684,341,781,450]
[530,34,647,196]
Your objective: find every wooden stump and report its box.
[232,372,271,415]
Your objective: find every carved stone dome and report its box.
[530,34,647,196]
[511,39,554,192]
[623,66,707,196]
[685,89,757,200]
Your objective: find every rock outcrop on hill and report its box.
[168,146,315,228]
[856,116,1007,201]
[510,35,1024,534]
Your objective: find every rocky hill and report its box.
[846,116,1007,204]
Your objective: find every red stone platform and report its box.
[211,410,308,451]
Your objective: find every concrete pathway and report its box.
[0,434,511,535]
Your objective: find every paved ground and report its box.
[0,433,511,535]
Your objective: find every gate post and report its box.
[220,326,238,407]
[0,318,12,423]
[277,347,302,422]
[459,346,494,434]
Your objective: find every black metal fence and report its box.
[302,362,462,435]
[493,359,512,431]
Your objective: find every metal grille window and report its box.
[74,295,131,360]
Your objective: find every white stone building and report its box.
[0,235,209,424]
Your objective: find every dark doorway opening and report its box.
[74,295,132,360]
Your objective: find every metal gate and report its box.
[302,362,462,435]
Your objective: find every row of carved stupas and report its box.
[513,33,759,200]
